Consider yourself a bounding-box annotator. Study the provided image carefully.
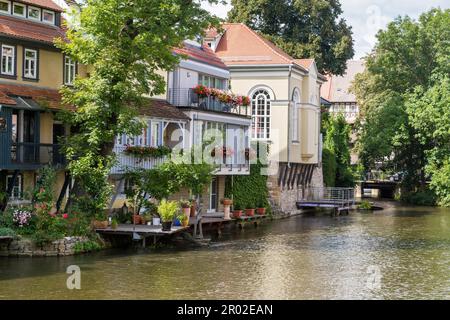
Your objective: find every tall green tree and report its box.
[227,0,354,75]
[56,0,219,213]
[352,8,450,204]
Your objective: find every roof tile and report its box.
[173,42,228,70]
[0,15,66,45]
[17,0,64,12]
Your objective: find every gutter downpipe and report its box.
[287,65,292,170]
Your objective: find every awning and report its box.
[6,96,45,111]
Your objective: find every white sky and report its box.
[202,0,450,59]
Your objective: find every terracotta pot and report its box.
[190,202,197,217]
[245,209,255,217]
[182,207,191,219]
[162,221,172,231]
[256,208,266,215]
[93,220,108,229]
[233,210,243,218]
[222,199,233,206]
[132,215,141,224]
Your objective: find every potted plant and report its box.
[157,199,179,231]
[233,203,243,218]
[245,202,255,217]
[111,218,119,230]
[222,198,233,219]
[132,213,141,225]
[256,199,266,216]
[180,214,190,227]
[93,212,109,229]
[180,200,191,219]
[189,198,197,217]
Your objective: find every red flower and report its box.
[62,213,69,219]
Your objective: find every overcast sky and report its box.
[202,0,450,59]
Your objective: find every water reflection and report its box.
[1,203,449,299]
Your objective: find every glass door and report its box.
[208,178,218,212]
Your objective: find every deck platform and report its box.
[96,224,190,247]
[235,214,267,228]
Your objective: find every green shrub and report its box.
[402,189,437,206]
[225,162,271,214]
[74,240,102,254]
[0,227,16,238]
[358,200,373,210]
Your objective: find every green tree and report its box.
[322,113,354,187]
[352,8,450,204]
[227,0,354,75]
[56,0,219,213]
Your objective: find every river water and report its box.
[1,202,450,300]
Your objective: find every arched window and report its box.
[251,89,271,139]
[292,89,300,142]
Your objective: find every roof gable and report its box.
[215,23,296,66]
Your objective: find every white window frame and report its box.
[0,0,10,14]
[64,56,76,85]
[42,9,55,24]
[1,44,15,76]
[24,48,37,79]
[150,122,161,147]
[27,6,41,21]
[12,2,25,17]
[251,89,271,140]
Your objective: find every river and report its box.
[1,202,450,300]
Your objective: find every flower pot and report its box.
[245,209,255,217]
[93,220,108,229]
[182,218,190,227]
[233,210,243,218]
[182,207,191,219]
[222,199,232,206]
[256,208,266,215]
[132,215,141,224]
[152,217,161,226]
[162,221,172,231]
[140,217,147,225]
[190,202,197,217]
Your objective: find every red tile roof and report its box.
[173,42,228,70]
[294,59,314,70]
[0,15,66,45]
[0,83,63,110]
[18,0,64,11]
[138,98,190,120]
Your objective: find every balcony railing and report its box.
[11,143,65,167]
[110,145,167,174]
[168,88,250,116]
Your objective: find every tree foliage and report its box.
[56,0,219,213]
[227,0,354,75]
[352,8,450,204]
[322,113,354,187]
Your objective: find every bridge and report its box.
[297,187,355,215]
[356,171,400,199]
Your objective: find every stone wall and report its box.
[268,165,324,215]
[0,236,90,257]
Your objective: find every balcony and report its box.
[210,146,250,176]
[168,88,250,117]
[110,145,167,174]
[9,143,65,169]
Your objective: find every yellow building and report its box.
[205,23,327,212]
[0,0,78,209]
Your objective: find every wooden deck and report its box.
[96,224,190,247]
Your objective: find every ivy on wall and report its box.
[225,162,271,212]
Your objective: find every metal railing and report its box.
[168,88,250,116]
[11,143,65,166]
[110,145,167,174]
[298,186,355,206]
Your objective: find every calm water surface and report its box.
[1,202,450,300]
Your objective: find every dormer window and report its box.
[42,9,54,24]
[12,2,25,17]
[0,0,10,13]
[27,6,41,21]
